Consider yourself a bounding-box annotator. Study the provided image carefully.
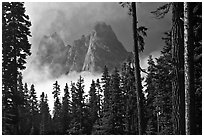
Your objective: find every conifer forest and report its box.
[2,2,202,135]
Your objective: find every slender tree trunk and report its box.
[184,2,195,135]
[171,2,185,135]
[132,2,143,135]
[156,97,160,134]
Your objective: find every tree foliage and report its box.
[2,2,32,134]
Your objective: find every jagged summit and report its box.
[93,22,117,40]
[36,22,129,77]
[82,22,128,72]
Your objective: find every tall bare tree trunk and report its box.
[156,97,160,134]
[171,2,185,135]
[132,2,143,135]
[184,2,195,135]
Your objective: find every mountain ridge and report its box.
[36,22,130,78]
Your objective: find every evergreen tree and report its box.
[75,76,84,133]
[39,92,52,135]
[95,67,126,135]
[96,66,112,134]
[75,76,88,134]
[155,55,173,134]
[91,79,103,134]
[23,83,30,108]
[109,68,125,134]
[95,79,103,118]
[144,32,173,135]
[23,83,32,134]
[2,2,31,134]
[120,59,138,134]
[68,77,88,134]
[52,81,62,134]
[29,84,39,134]
[61,83,71,134]
[52,81,60,99]
[70,82,77,118]
[144,56,158,135]
[16,74,32,134]
[67,82,78,134]
[88,80,99,132]
[101,66,111,106]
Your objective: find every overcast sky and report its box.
[25,2,172,57]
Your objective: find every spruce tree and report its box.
[75,76,86,134]
[144,56,157,135]
[29,84,39,134]
[97,66,112,134]
[52,81,62,134]
[68,77,87,134]
[95,79,103,117]
[39,92,52,135]
[61,83,71,134]
[68,82,78,134]
[120,59,137,134]
[91,79,103,134]
[101,66,111,109]
[16,74,32,134]
[88,81,98,125]
[144,32,173,135]
[2,2,31,134]
[110,68,125,134]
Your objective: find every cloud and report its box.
[23,67,102,113]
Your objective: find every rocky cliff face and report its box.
[36,32,71,77]
[65,35,89,73]
[36,22,129,77]
[82,22,128,72]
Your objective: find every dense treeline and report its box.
[2,2,201,135]
[2,53,202,135]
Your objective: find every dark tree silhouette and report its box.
[2,2,31,134]
[39,92,52,134]
[52,81,62,134]
[61,83,71,134]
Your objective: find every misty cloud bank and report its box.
[23,62,102,112]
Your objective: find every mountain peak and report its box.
[36,22,128,77]
[94,22,111,31]
[93,22,116,40]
